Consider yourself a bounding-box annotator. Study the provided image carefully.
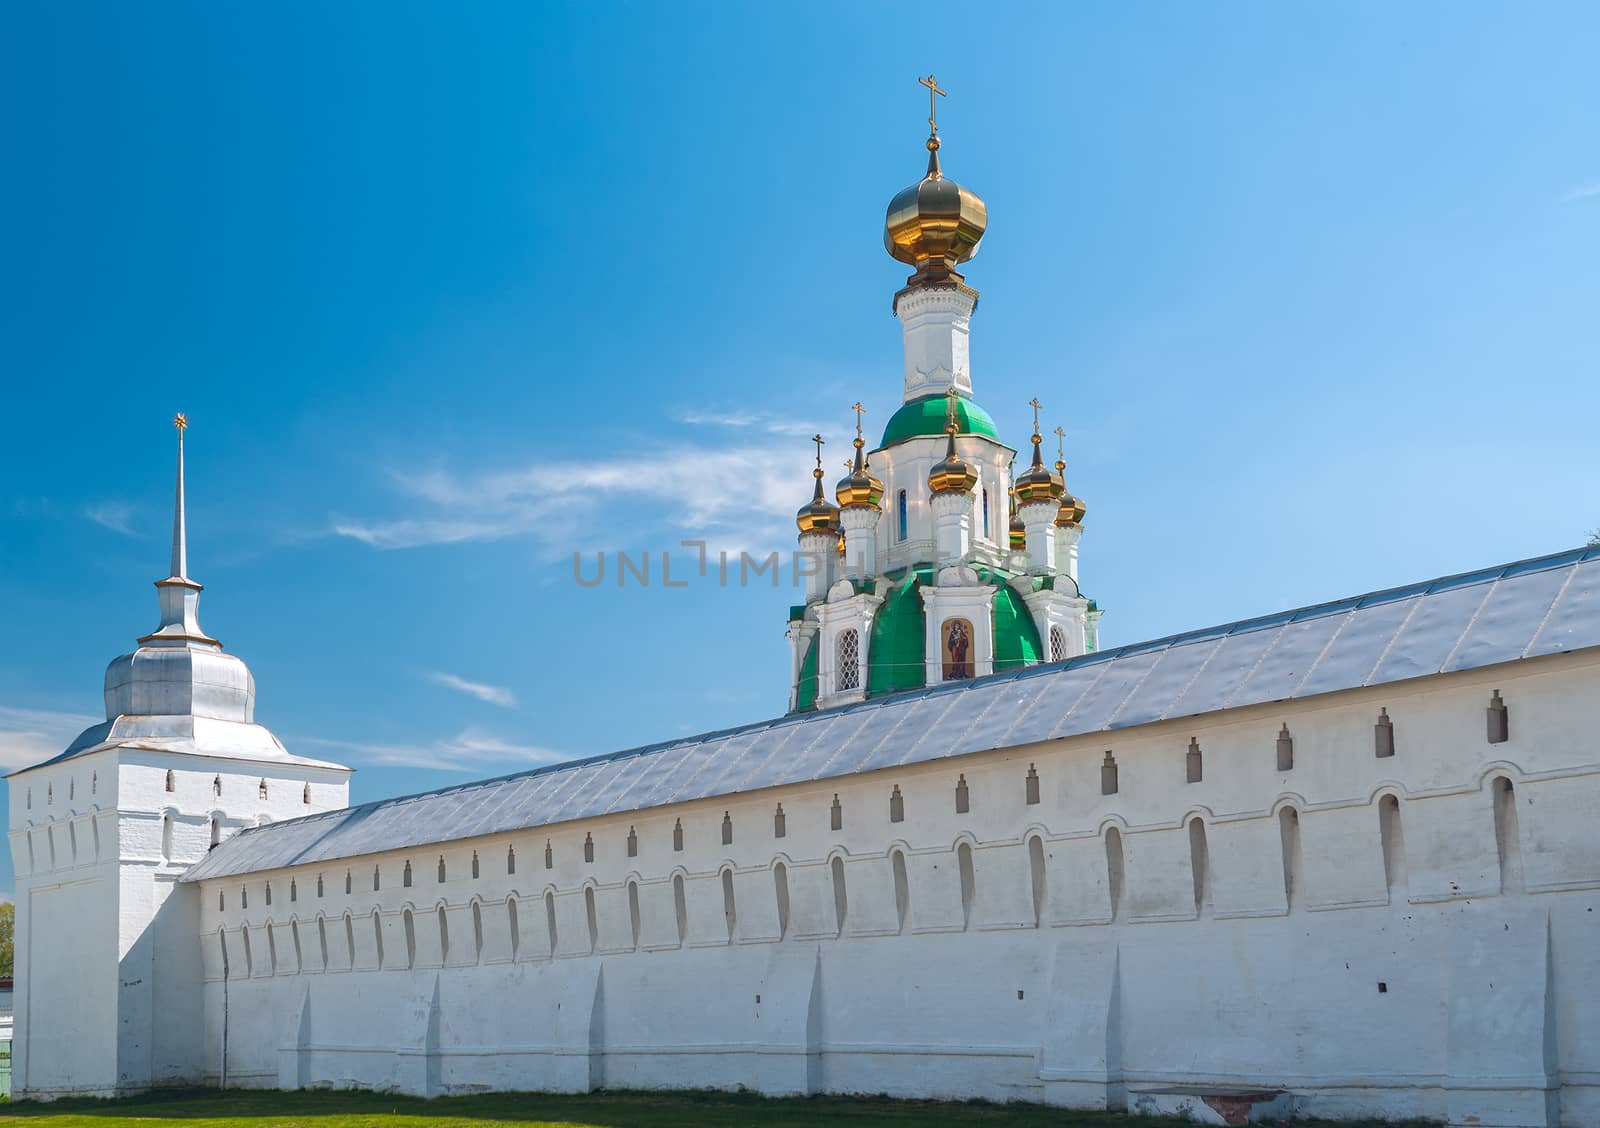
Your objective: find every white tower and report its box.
[5,416,351,1099]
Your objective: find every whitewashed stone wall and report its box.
[193,652,1600,1126]
[7,753,349,1097]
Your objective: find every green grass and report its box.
[0,1087,1432,1128]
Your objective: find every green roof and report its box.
[992,583,1043,671]
[867,569,930,697]
[794,634,819,712]
[879,394,1001,448]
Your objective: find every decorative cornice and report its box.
[892,281,979,316]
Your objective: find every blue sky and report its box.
[2,4,1598,896]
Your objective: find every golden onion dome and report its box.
[1013,417,1065,504]
[1049,429,1087,527]
[796,436,841,536]
[928,429,978,495]
[927,388,977,495]
[796,468,840,535]
[836,410,886,510]
[885,78,987,289]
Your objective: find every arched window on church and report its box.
[982,489,990,538]
[165,769,175,793]
[897,490,909,542]
[212,775,221,797]
[258,779,268,801]
[302,783,311,805]
[837,629,861,692]
[1049,625,1067,663]
[210,817,221,851]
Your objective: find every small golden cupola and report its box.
[795,433,841,535]
[1052,426,1087,527]
[1013,398,1065,505]
[836,402,885,511]
[928,389,979,495]
[884,75,988,289]
[1008,470,1027,551]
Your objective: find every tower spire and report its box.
[138,413,218,649]
[170,412,189,582]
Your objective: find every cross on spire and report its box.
[919,74,947,135]
[1028,397,1043,435]
[170,412,189,581]
[811,433,825,470]
[851,401,867,440]
[1054,425,1067,462]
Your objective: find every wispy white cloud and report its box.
[332,442,809,555]
[84,501,138,536]
[1561,181,1600,204]
[297,728,565,773]
[427,671,516,708]
[674,408,822,438]
[0,705,99,772]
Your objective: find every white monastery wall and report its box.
[7,751,349,1095]
[191,653,1600,1125]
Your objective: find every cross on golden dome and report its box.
[174,412,188,431]
[851,401,867,440]
[1054,425,1067,462]
[1029,397,1043,435]
[918,74,947,136]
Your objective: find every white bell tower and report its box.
[5,416,352,1099]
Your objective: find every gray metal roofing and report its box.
[183,545,1600,882]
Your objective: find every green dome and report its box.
[879,395,1001,449]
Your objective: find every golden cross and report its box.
[1054,425,1067,461]
[174,412,188,431]
[851,401,867,439]
[944,386,961,432]
[919,74,947,135]
[811,433,825,469]
[1028,397,1042,434]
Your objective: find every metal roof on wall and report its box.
[183,546,1600,882]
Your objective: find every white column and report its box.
[1020,501,1059,574]
[931,491,972,567]
[797,532,835,603]
[1055,524,1082,585]
[896,286,977,402]
[839,507,880,580]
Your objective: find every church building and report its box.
[8,86,1599,1127]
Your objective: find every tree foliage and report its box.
[0,900,13,977]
